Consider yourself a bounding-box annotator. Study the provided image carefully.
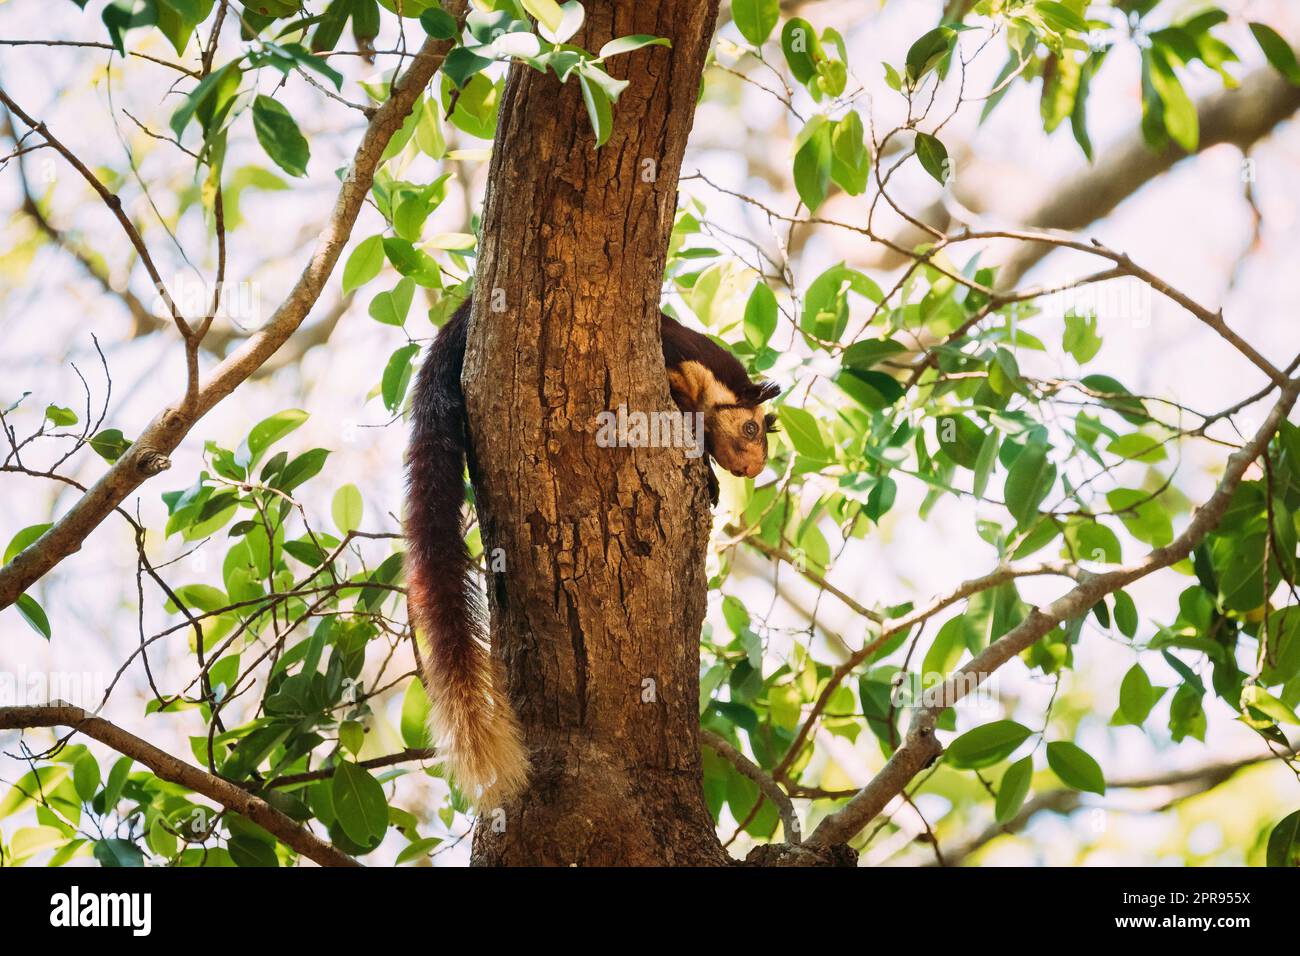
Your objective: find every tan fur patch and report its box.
[668,360,737,412]
[420,637,528,808]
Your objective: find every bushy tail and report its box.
[405,300,528,806]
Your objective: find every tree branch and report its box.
[804,372,1300,848]
[991,60,1300,286]
[0,704,360,867]
[0,89,190,335]
[0,8,466,612]
[771,558,1090,781]
[724,523,884,624]
[264,747,437,789]
[938,746,1296,866]
[872,59,1300,279]
[701,728,801,844]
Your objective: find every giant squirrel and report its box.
[405,298,780,805]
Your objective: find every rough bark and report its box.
[463,0,729,866]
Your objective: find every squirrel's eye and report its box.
[743,420,760,439]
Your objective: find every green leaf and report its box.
[830,110,869,195]
[368,278,416,326]
[1260,608,1300,685]
[521,0,564,32]
[44,404,78,427]
[1035,1,1088,34]
[16,593,52,640]
[340,720,366,756]
[73,752,101,802]
[578,73,613,147]
[1118,663,1162,726]
[1107,431,1166,464]
[1266,810,1300,867]
[277,448,330,493]
[443,45,494,89]
[342,235,385,294]
[14,825,69,861]
[332,483,364,535]
[401,678,432,749]
[995,756,1033,824]
[780,406,828,460]
[252,95,310,177]
[743,281,778,348]
[972,429,999,500]
[989,347,1022,396]
[147,814,178,859]
[1080,374,1147,424]
[841,338,905,369]
[922,616,967,679]
[1066,519,1122,564]
[1242,684,1300,725]
[599,35,672,59]
[312,0,351,51]
[396,836,443,864]
[946,720,1032,770]
[381,239,441,287]
[332,760,389,845]
[419,6,459,39]
[536,1,583,44]
[1107,488,1173,548]
[1046,740,1105,794]
[914,132,950,185]
[89,428,132,463]
[1063,312,1101,363]
[244,408,308,466]
[274,40,344,90]
[1169,681,1206,742]
[1071,52,1098,161]
[382,343,421,413]
[5,523,51,565]
[156,0,214,56]
[229,835,279,867]
[836,368,903,411]
[0,767,68,819]
[937,414,985,469]
[1112,589,1138,638]
[93,838,144,867]
[732,0,779,46]
[222,725,292,781]
[780,18,820,84]
[1250,23,1300,85]
[415,96,447,158]
[802,262,881,341]
[792,116,832,212]
[1147,49,1198,151]
[1004,441,1056,527]
[102,757,132,813]
[905,26,955,85]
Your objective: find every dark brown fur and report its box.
[405,299,778,803]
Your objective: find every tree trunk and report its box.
[462,0,728,866]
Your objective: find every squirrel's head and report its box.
[705,380,781,480]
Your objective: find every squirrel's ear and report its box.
[754,381,781,404]
[763,412,780,433]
